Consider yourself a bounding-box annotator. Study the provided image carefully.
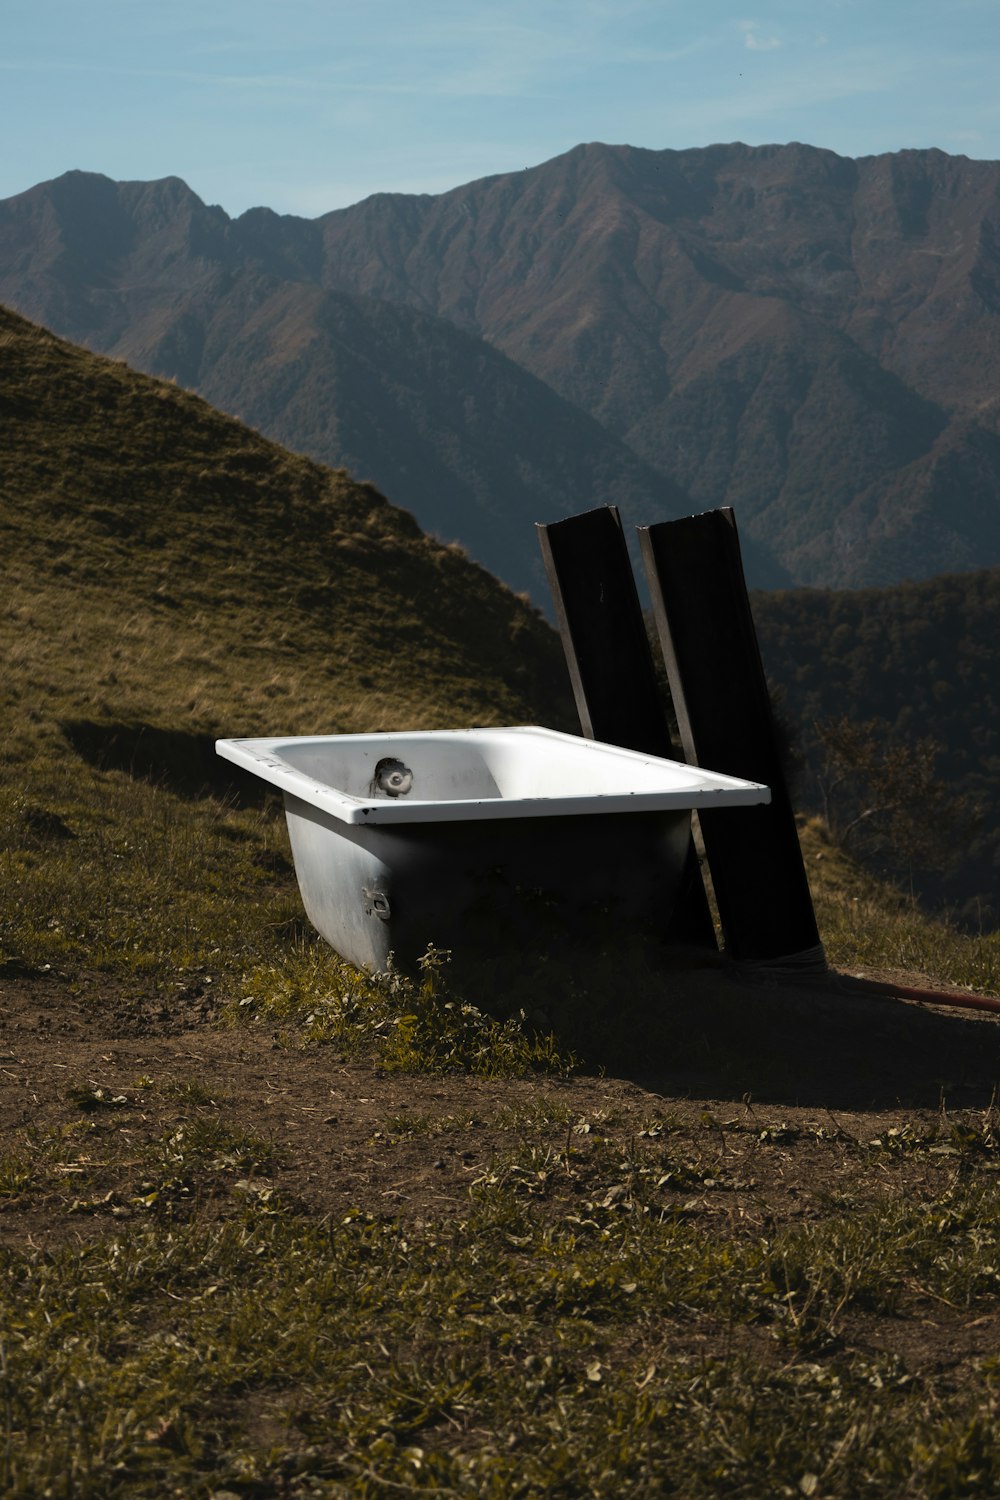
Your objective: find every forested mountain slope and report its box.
[0,173,701,600]
[754,570,1000,926]
[3,143,1000,594]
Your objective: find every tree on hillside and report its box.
[812,716,980,884]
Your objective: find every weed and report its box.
[231,943,575,1078]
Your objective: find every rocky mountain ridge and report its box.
[3,141,999,593]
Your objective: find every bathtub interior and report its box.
[263,729,730,804]
[281,735,501,803]
[216,727,771,827]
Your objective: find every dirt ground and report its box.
[3,958,999,1238]
[6,959,1000,1383]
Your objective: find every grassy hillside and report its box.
[0,304,570,732]
[0,303,573,982]
[3,301,998,991]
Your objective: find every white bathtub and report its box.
[216,727,770,973]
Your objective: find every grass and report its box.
[6,1161,1000,1495]
[6,1044,1000,1497]
[801,818,1000,995]
[4,304,1000,1495]
[0,309,567,738]
[229,943,574,1078]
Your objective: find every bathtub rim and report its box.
[215,726,770,827]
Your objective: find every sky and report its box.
[3,0,999,220]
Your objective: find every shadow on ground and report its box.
[446,942,1000,1112]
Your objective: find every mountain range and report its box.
[3,141,1000,598]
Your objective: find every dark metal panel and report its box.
[536,508,671,751]
[639,509,824,967]
[537,507,716,950]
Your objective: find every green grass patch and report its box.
[802,819,1000,995]
[6,1176,1000,1496]
[230,942,575,1078]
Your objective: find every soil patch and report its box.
[5,961,1000,1395]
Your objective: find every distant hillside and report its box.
[0,303,574,764]
[315,143,1000,588]
[0,174,706,601]
[754,571,1000,927]
[5,143,1000,593]
[182,280,696,601]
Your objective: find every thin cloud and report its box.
[739,20,782,52]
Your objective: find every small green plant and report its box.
[67,1083,132,1112]
[230,942,575,1078]
[0,1154,33,1198]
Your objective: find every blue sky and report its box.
[4,0,998,219]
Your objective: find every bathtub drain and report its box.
[370,758,414,798]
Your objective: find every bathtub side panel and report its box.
[283,795,395,971]
[284,794,693,974]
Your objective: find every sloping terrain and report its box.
[3,143,1000,592]
[0,174,702,599]
[315,142,1000,586]
[0,301,571,743]
[180,279,694,600]
[754,570,1000,925]
[3,303,1000,1498]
